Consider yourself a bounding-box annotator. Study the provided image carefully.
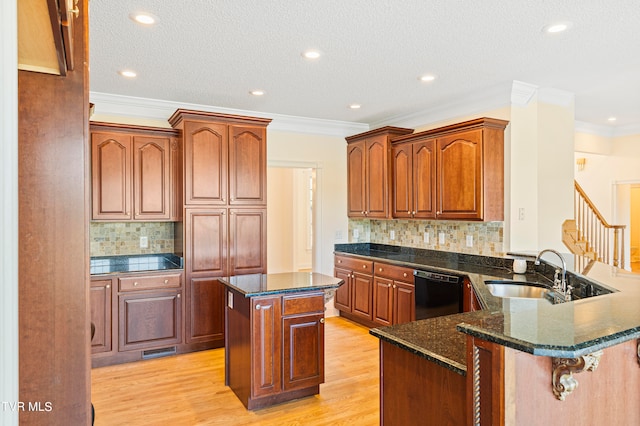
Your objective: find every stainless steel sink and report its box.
[484,280,552,299]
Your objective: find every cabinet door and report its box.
[365,136,389,218]
[351,272,374,321]
[392,143,413,219]
[373,276,393,326]
[333,268,352,312]
[133,136,170,220]
[412,139,436,219]
[463,279,481,312]
[118,290,182,351]
[185,208,227,276]
[229,208,266,275]
[91,132,132,220]
[283,313,324,391]
[252,297,282,398]
[186,277,225,344]
[90,278,112,353]
[229,125,266,205]
[393,281,415,325]
[183,121,228,205]
[347,141,366,218]
[437,130,482,220]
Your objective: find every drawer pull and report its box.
[319,318,325,323]
[379,267,383,272]
[164,279,168,284]
[362,265,367,269]
[338,259,342,263]
[403,272,407,278]
[134,282,138,286]
[255,304,261,310]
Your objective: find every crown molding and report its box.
[511,80,538,107]
[370,83,512,129]
[574,121,640,138]
[89,92,368,138]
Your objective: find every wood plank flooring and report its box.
[91,317,380,425]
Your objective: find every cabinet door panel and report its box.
[90,279,112,353]
[392,144,412,218]
[91,132,132,220]
[437,130,482,219]
[393,281,415,325]
[365,137,388,218]
[118,290,182,351]
[252,297,282,398]
[229,209,266,275]
[283,313,324,391]
[351,272,373,321]
[184,121,227,205]
[133,136,170,220]
[229,125,266,205]
[187,277,225,344]
[333,268,352,312]
[413,139,436,219]
[347,141,366,217]
[185,209,226,275]
[373,277,393,326]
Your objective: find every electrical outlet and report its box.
[519,208,525,221]
[439,232,445,245]
[423,232,429,243]
[139,236,148,248]
[390,230,395,240]
[466,235,473,247]
[227,291,234,309]
[353,229,359,239]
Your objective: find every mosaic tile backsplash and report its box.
[349,219,504,256]
[90,222,176,256]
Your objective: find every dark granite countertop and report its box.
[90,253,183,275]
[335,243,640,371]
[219,272,344,297]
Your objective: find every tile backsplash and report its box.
[90,222,176,256]
[349,219,504,256]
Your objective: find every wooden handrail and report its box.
[572,181,626,268]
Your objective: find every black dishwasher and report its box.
[414,270,463,320]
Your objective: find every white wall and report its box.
[267,167,295,272]
[1,0,19,424]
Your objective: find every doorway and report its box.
[267,166,316,273]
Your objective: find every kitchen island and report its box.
[334,243,640,425]
[220,272,343,410]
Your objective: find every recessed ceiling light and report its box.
[129,13,156,25]
[302,50,321,60]
[608,117,617,122]
[119,70,137,78]
[543,21,572,34]
[419,74,436,82]
[250,90,265,96]
[349,104,361,110]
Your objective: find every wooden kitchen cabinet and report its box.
[90,278,113,354]
[346,127,414,219]
[90,122,181,221]
[373,262,415,326]
[463,277,482,312]
[229,208,267,275]
[334,255,374,322]
[391,117,508,221]
[392,137,436,219]
[227,289,325,409]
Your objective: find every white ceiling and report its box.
[89,0,640,135]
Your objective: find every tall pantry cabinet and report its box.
[170,110,271,350]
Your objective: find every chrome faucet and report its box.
[534,249,572,301]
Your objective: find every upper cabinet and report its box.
[346,127,414,219]
[169,110,270,206]
[390,118,509,221]
[90,122,181,221]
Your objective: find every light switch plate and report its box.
[439,232,445,245]
[353,229,359,239]
[466,235,473,247]
[423,232,429,243]
[139,236,148,248]
[390,230,395,240]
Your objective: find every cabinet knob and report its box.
[407,211,410,214]
[255,304,261,310]
[338,259,342,263]
[412,211,416,215]
[106,284,110,289]
[319,318,325,323]
[361,211,365,215]
[387,283,391,288]
[164,279,168,284]
[393,285,397,289]
[177,294,181,298]
[403,272,407,278]
[379,267,383,272]
[134,282,138,286]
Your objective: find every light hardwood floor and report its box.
[91,317,380,425]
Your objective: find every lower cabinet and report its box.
[373,262,415,326]
[463,277,482,312]
[185,277,225,345]
[90,278,113,354]
[226,289,325,410]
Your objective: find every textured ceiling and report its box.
[89,0,640,132]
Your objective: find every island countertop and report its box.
[219,272,344,297]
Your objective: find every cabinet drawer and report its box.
[283,293,324,316]
[334,255,373,274]
[374,262,414,283]
[119,272,182,291]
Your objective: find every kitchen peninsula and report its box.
[334,243,640,425]
[220,272,343,409]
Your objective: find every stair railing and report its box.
[574,181,626,268]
